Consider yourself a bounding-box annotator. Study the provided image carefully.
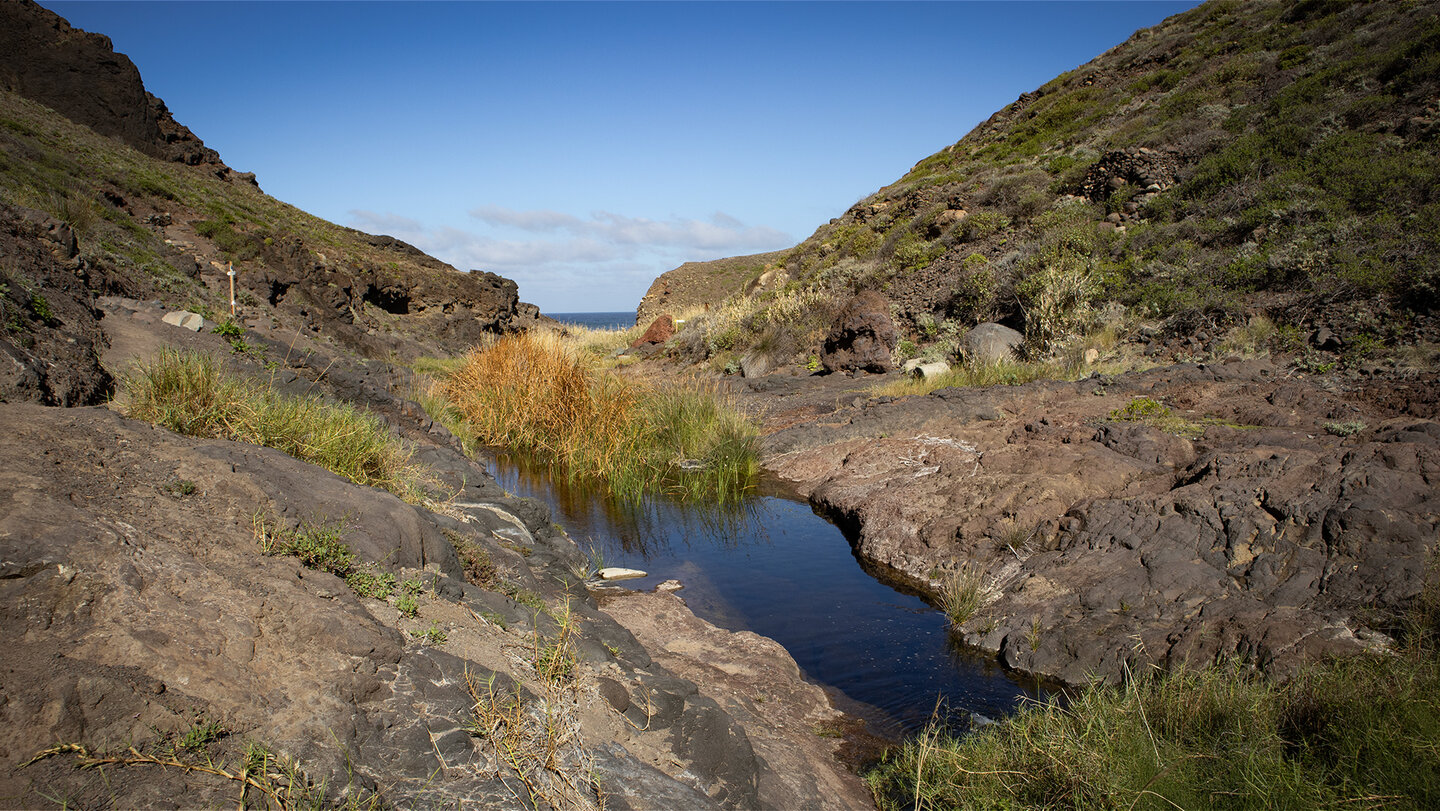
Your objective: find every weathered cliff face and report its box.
[0,203,112,405]
[0,0,543,381]
[0,0,251,182]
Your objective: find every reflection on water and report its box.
[489,451,1044,737]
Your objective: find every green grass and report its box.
[937,567,988,627]
[867,648,1440,811]
[122,349,425,500]
[254,513,355,574]
[433,332,759,503]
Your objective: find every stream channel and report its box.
[488,452,1046,739]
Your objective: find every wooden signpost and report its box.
[227,262,236,316]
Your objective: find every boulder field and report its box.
[748,358,1439,687]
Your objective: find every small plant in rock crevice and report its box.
[254,513,356,578]
[937,566,989,627]
[410,621,446,646]
[395,592,418,618]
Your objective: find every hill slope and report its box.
[0,0,544,405]
[666,0,1439,370]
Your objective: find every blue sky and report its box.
[46,1,1200,314]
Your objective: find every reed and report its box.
[433,332,757,502]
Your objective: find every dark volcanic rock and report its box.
[763,358,1440,686]
[0,0,249,180]
[0,203,111,405]
[820,289,898,374]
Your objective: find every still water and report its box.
[488,452,1044,738]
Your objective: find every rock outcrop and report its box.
[0,203,111,405]
[821,290,898,374]
[636,251,787,327]
[0,0,252,182]
[760,359,1440,686]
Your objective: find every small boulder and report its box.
[161,310,204,332]
[964,322,1023,365]
[598,567,648,581]
[820,290,898,374]
[630,315,675,349]
[910,360,952,379]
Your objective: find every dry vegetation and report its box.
[431,331,758,503]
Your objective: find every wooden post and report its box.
[227,262,236,317]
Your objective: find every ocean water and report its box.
[547,311,635,331]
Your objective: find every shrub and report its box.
[212,319,243,338]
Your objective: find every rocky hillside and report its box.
[659,0,1438,371]
[620,0,1440,695]
[0,0,544,406]
[0,0,248,180]
[0,4,873,807]
[635,250,786,327]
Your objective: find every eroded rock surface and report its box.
[0,203,112,406]
[761,359,1440,685]
[0,395,872,808]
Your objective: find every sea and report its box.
[546,311,635,331]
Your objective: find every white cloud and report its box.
[466,206,790,253]
[346,206,793,312]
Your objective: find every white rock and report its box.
[598,567,647,581]
[911,360,951,379]
[656,579,684,592]
[162,310,204,332]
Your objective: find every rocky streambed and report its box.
[0,294,873,809]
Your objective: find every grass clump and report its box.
[410,622,447,646]
[937,566,989,627]
[867,648,1440,811]
[122,349,424,499]
[433,332,758,503]
[464,669,604,811]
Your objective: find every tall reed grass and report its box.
[433,332,757,502]
[123,349,423,499]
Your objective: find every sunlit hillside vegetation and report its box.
[669,0,1438,374]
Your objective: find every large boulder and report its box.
[964,322,1024,365]
[820,290,897,374]
[631,314,676,349]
